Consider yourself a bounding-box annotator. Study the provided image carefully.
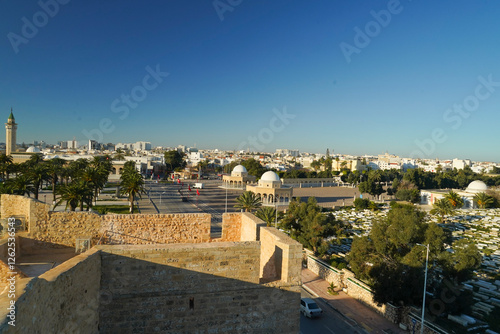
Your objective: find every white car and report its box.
[300,298,323,318]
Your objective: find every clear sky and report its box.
[1,0,499,162]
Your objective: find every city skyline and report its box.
[2,1,500,161]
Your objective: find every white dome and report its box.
[26,146,41,153]
[260,171,280,182]
[466,180,488,193]
[233,165,247,173]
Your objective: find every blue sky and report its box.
[1,0,500,162]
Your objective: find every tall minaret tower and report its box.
[5,109,17,156]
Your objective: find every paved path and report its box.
[302,269,405,334]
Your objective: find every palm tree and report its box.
[46,158,66,203]
[430,198,454,223]
[4,174,35,197]
[119,162,145,213]
[0,154,13,180]
[234,191,262,212]
[255,206,277,226]
[473,192,494,209]
[55,181,92,211]
[445,190,464,209]
[113,148,126,161]
[24,163,49,200]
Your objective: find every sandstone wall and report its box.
[240,212,266,241]
[102,213,211,245]
[260,227,302,285]
[98,242,298,333]
[31,211,102,248]
[219,213,241,242]
[0,248,101,333]
[0,195,30,224]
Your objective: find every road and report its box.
[144,180,243,237]
[300,288,366,334]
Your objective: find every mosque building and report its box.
[420,180,491,209]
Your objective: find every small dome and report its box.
[232,165,247,173]
[26,146,41,153]
[466,180,488,193]
[260,171,280,182]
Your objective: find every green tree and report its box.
[119,162,146,213]
[113,148,126,161]
[394,188,420,203]
[281,197,343,254]
[255,206,277,227]
[438,239,482,283]
[164,150,186,173]
[473,192,494,209]
[445,190,464,209]
[46,158,66,204]
[348,205,433,305]
[234,191,262,212]
[430,198,454,223]
[4,174,35,197]
[25,163,49,200]
[358,180,384,198]
[55,180,93,211]
[241,159,267,178]
[0,154,13,180]
[354,197,370,210]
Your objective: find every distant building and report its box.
[420,180,489,209]
[5,109,17,156]
[452,158,472,170]
[116,141,151,152]
[276,149,299,157]
[246,171,293,209]
[68,139,78,150]
[221,165,256,190]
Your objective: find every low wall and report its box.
[0,248,101,333]
[307,254,404,323]
[102,213,211,245]
[306,255,344,288]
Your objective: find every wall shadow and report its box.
[98,251,300,333]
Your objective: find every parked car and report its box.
[300,298,323,318]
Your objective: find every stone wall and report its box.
[0,195,31,225]
[1,195,214,248]
[260,227,303,285]
[102,213,211,245]
[306,255,344,288]
[0,248,101,333]
[219,213,241,242]
[240,212,266,241]
[306,254,408,324]
[345,277,386,314]
[31,211,103,248]
[98,242,299,333]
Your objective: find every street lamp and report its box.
[417,243,430,334]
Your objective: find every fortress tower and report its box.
[5,109,17,156]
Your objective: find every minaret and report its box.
[5,109,17,156]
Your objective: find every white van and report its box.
[300,298,323,318]
[193,183,204,189]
